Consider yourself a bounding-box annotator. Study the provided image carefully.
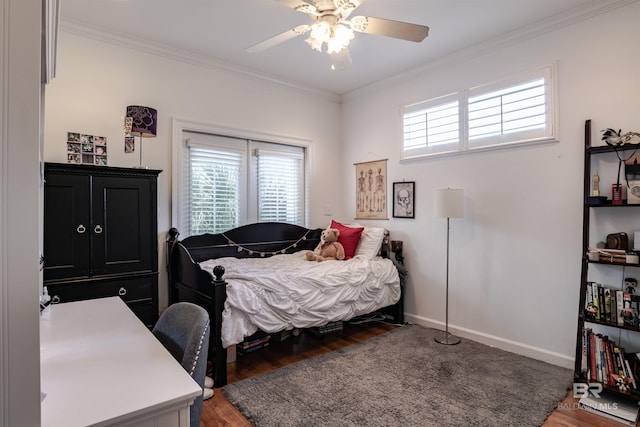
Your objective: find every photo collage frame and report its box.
[67,132,108,166]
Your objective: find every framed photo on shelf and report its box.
[392,181,415,218]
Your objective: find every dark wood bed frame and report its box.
[166,222,405,386]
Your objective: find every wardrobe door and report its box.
[91,174,156,276]
[43,172,91,281]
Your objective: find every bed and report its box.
[167,221,406,386]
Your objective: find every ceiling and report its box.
[58,0,625,96]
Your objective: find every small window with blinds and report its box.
[401,65,557,159]
[403,95,461,157]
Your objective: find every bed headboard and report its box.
[168,222,323,263]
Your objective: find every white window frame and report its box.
[172,118,311,236]
[401,65,558,161]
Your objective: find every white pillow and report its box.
[355,226,386,259]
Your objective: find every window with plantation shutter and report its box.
[189,145,242,234]
[401,65,557,160]
[177,131,307,237]
[403,95,461,157]
[256,148,304,224]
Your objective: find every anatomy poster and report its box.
[355,159,388,220]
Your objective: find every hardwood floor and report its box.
[200,322,635,427]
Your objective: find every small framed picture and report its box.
[124,136,135,153]
[392,181,415,218]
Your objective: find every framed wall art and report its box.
[392,181,415,218]
[355,159,388,220]
[67,132,107,166]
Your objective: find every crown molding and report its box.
[58,0,635,105]
[59,19,341,104]
[342,0,637,102]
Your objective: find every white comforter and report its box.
[200,251,401,348]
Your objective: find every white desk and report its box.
[41,297,202,427]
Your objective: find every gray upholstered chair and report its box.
[152,302,210,427]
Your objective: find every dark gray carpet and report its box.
[223,324,572,427]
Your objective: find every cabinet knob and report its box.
[118,287,127,296]
[94,225,103,234]
[76,224,86,234]
[51,295,60,304]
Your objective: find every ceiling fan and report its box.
[246,0,429,70]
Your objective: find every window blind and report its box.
[401,65,556,159]
[468,78,546,148]
[256,148,304,224]
[189,146,242,234]
[179,131,307,236]
[403,100,459,155]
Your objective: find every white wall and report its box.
[43,2,640,370]
[1,0,44,425]
[341,2,640,367]
[44,32,343,310]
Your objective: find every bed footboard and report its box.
[167,223,323,386]
[167,229,228,385]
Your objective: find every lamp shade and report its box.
[435,188,464,218]
[126,105,157,138]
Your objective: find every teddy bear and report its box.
[306,228,345,262]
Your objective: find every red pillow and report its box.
[330,220,364,260]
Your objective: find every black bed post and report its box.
[166,228,180,305]
[389,240,406,324]
[212,265,228,386]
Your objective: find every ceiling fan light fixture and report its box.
[330,47,352,71]
[306,20,354,54]
[305,34,324,51]
[327,24,354,53]
[306,20,331,51]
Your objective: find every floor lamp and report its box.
[434,188,464,345]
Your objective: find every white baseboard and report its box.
[404,313,574,369]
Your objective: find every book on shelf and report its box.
[622,293,635,327]
[585,282,640,329]
[632,295,640,328]
[582,329,640,389]
[592,282,601,322]
[579,391,640,426]
[616,290,625,325]
[589,332,597,382]
[581,328,590,375]
[597,284,604,322]
[594,248,629,264]
[604,288,612,323]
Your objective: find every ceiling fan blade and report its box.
[273,0,317,14]
[336,0,365,18]
[247,25,310,53]
[350,16,429,42]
